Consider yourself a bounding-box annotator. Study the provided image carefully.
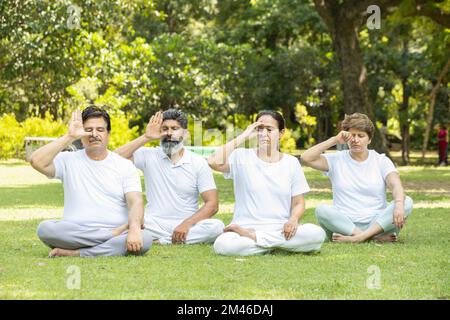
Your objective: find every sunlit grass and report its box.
[0,159,448,299]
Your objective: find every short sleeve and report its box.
[133,147,149,171]
[321,152,338,177]
[290,157,311,196]
[122,162,142,194]
[53,152,69,180]
[196,158,217,193]
[223,148,239,180]
[380,154,397,180]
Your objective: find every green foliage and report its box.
[0,114,25,159]
[0,112,139,158]
[295,103,317,148]
[108,112,140,150]
[1,0,449,159]
[280,128,297,153]
[0,113,66,159]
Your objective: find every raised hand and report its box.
[145,111,163,141]
[241,121,264,140]
[335,130,352,145]
[68,109,91,140]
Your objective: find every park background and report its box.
[0,0,449,299]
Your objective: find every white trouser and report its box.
[145,215,224,245]
[214,223,326,256]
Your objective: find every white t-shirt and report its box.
[53,150,142,229]
[133,147,216,220]
[224,148,310,227]
[322,150,397,223]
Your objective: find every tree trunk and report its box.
[399,39,410,165]
[399,77,410,165]
[421,58,450,161]
[313,0,395,154]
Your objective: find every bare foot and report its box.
[224,224,256,241]
[49,248,80,257]
[112,224,129,237]
[373,233,398,243]
[332,233,363,243]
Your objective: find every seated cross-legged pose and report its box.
[31,106,153,257]
[208,110,326,256]
[115,109,224,245]
[301,113,413,243]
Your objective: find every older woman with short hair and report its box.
[301,113,413,243]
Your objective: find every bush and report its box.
[108,113,140,150]
[0,112,67,159]
[0,114,24,159]
[0,112,140,159]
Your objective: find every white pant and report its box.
[214,223,326,256]
[145,215,224,244]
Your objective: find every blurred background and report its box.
[0,0,449,165]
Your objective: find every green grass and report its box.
[0,159,449,299]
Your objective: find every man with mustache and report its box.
[31,106,153,257]
[115,109,223,244]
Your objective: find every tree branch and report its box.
[413,1,450,28]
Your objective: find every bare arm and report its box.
[30,110,91,177]
[114,111,163,161]
[300,131,352,171]
[125,191,145,252]
[207,121,263,173]
[284,194,305,240]
[386,171,406,229]
[172,189,219,244]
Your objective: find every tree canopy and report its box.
[1,0,449,160]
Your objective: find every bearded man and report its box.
[115,109,224,245]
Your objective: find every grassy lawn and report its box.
[0,159,449,299]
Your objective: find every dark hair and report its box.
[341,113,374,139]
[162,109,188,129]
[82,106,111,132]
[255,110,285,131]
[440,124,447,130]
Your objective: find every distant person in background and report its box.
[437,124,448,166]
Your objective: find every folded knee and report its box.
[315,204,332,221]
[213,233,238,256]
[210,220,225,237]
[301,224,326,244]
[140,230,153,254]
[405,196,414,214]
[37,220,55,240]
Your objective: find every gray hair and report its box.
[162,109,188,129]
